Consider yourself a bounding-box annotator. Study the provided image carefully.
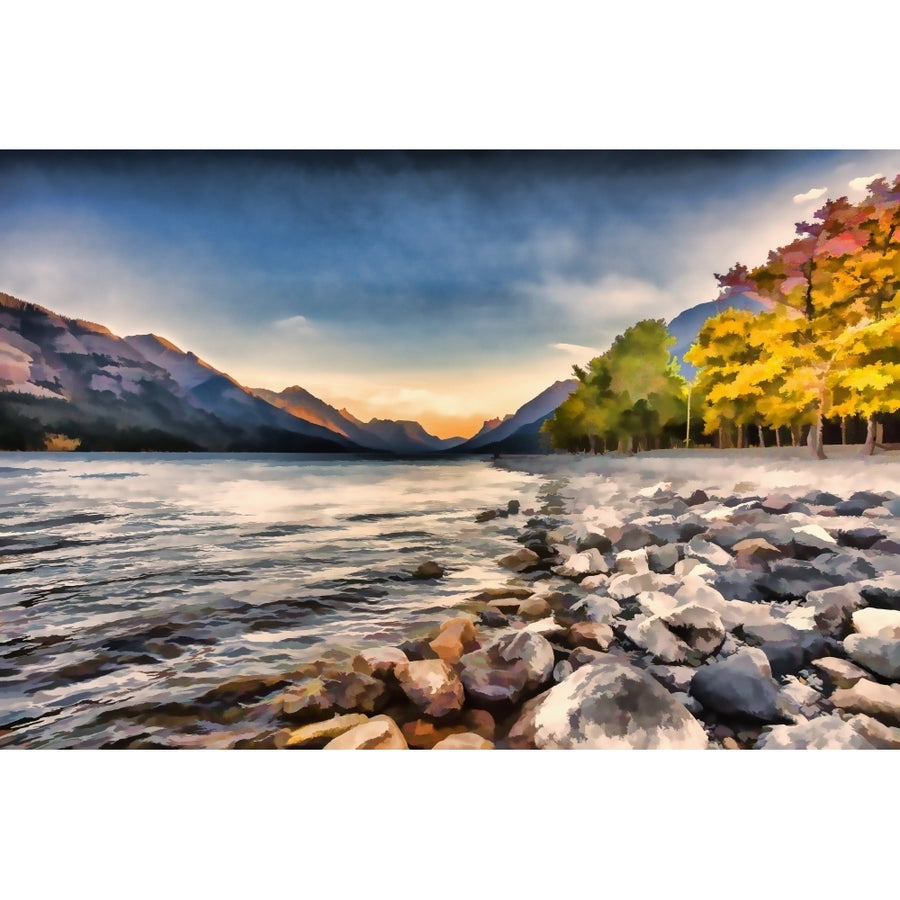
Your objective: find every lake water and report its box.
[0,453,547,748]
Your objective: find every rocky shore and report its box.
[158,468,900,750]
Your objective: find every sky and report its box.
[2,149,899,438]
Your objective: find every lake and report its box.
[0,453,546,747]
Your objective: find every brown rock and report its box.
[432,732,494,749]
[810,656,870,689]
[352,647,409,679]
[471,587,533,602]
[732,537,783,558]
[280,671,388,721]
[847,714,900,749]
[568,621,615,652]
[429,617,478,663]
[402,709,495,748]
[497,548,541,573]
[413,560,445,579]
[324,715,408,749]
[458,648,528,706]
[518,596,551,619]
[831,679,900,725]
[722,737,741,750]
[395,659,465,718]
[285,713,370,748]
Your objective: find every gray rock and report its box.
[814,552,879,585]
[837,527,887,550]
[843,634,900,681]
[740,622,824,678]
[713,569,767,603]
[685,536,733,568]
[755,715,875,749]
[689,649,785,723]
[625,615,692,665]
[805,582,870,636]
[835,491,885,516]
[553,660,574,682]
[507,662,708,749]
[458,649,528,706]
[661,603,726,658]
[394,659,465,718]
[847,714,900,749]
[648,543,680,573]
[412,560,445,579]
[606,523,664,551]
[615,548,649,575]
[576,531,613,553]
[608,571,660,600]
[859,575,900,610]
[757,560,837,601]
[494,631,555,692]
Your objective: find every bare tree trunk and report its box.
[862,417,876,456]
[807,415,827,460]
[737,423,745,449]
[790,424,800,447]
[587,434,598,455]
[757,423,765,448]
[775,426,782,448]
[841,416,847,445]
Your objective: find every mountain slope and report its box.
[0,292,355,452]
[453,379,578,453]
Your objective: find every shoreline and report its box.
[193,451,900,749]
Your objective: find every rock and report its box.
[568,548,609,575]
[740,622,823,678]
[757,560,837,601]
[847,714,900,749]
[578,574,610,591]
[673,558,716,580]
[646,664,696,693]
[811,657,871,689]
[859,575,900,610]
[837,527,886,550]
[831,680,900,725]
[352,647,409,679]
[553,660,574,682]
[568,621,615,652]
[394,659,465,718]
[494,631,556,691]
[689,649,784,723]
[672,577,727,615]
[671,691,703,716]
[507,500,521,515]
[556,594,622,627]
[569,647,611,669]
[605,524,661,551]
[685,536,733,568]
[497,548,542,573]
[851,608,900,639]
[648,519,708,544]
[285,713,370,748]
[471,586,533,603]
[755,715,874,749]
[843,634,900,680]
[475,509,498,523]
[608,571,660,600]
[479,608,509,628]
[401,709,495,749]
[507,662,708,749]
[835,491,885,516]
[413,560,445,580]
[458,649,528,706]
[515,596,549,619]
[636,590,679,617]
[647,544,679,573]
[432,732,494,749]
[732,537,782,565]
[428,617,478,664]
[576,531,613,553]
[801,490,842,506]
[722,737,741,750]
[396,638,439,661]
[615,548,650,575]
[778,676,821,714]
[761,492,796,513]
[686,489,709,506]
[280,672,388,721]
[814,552,879,585]
[661,603,726,658]
[324,715,408,749]
[713,570,767,603]
[625,616,692,665]
[791,525,839,560]
[805,582,870,636]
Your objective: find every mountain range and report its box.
[0,288,752,453]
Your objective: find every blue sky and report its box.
[2,150,899,436]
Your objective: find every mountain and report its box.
[251,385,464,454]
[453,379,579,453]
[0,291,357,452]
[667,292,766,380]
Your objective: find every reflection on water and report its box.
[0,453,543,747]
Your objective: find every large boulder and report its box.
[608,571,660,600]
[843,635,900,681]
[661,603,726,658]
[805,583,870,637]
[507,662,708,749]
[837,527,887,550]
[497,548,542,573]
[810,657,870,689]
[647,544,680,573]
[740,622,825,678]
[684,536,733,569]
[394,659,465,718]
[689,649,784,723]
[352,647,409,679]
[831,680,900,725]
[285,713,370,749]
[494,631,556,692]
[324,715,408,749]
[458,649,528,706]
[625,615,693,665]
[755,716,874,749]
[847,714,900,749]
[429,617,478,664]
[851,608,900,639]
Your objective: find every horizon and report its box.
[2,150,899,438]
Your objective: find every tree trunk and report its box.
[757,423,765,448]
[737,423,745,449]
[862,417,876,456]
[587,434,598,455]
[841,416,847,445]
[775,426,782,448]
[807,415,827,460]
[790,424,800,447]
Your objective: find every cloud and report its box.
[552,342,598,356]
[848,173,883,193]
[275,314,313,331]
[793,186,827,204]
